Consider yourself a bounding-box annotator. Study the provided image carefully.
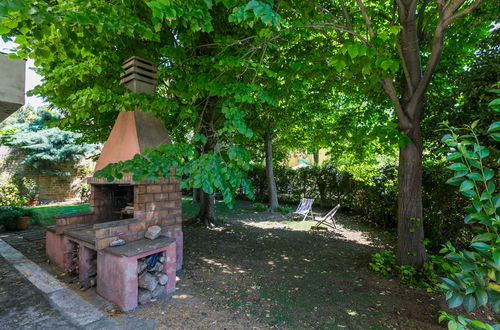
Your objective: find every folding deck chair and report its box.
[313,204,340,230]
[293,198,314,221]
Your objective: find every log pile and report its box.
[137,252,168,304]
[68,244,79,276]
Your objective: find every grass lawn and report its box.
[26,197,254,227]
[29,203,91,226]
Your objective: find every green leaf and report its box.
[448,293,463,308]
[334,60,345,73]
[476,146,489,158]
[466,172,483,181]
[459,180,474,192]
[446,152,462,161]
[487,121,500,132]
[461,190,477,198]
[448,163,468,171]
[468,159,482,169]
[472,232,494,242]
[493,250,500,267]
[442,278,461,291]
[471,242,491,251]
[347,45,359,59]
[475,289,488,307]
[446,177,464,186]
[463,294,476,312]
[483,168,494,180]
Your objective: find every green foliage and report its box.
[0,183,27,206]
[252,202,267,211]
[0,205,32,229]
[439,96,500,321]
[11,176,39,200]
[438,312,497,330]
[276,206,291,213]
[370,250,457,292]
[96,141,254,207]
[28,203,90,227]
[2,108,99,176]
[369,250,397,277]
[80,184,91,203]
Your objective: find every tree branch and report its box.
[446,0,484,23]
[379,77,412,130]
[300,23,372,46]
[355,0,375,38]
[304,0,342,25]
[339,0,353,28]
[412,0,484,106]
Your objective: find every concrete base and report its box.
[97,242,176,311]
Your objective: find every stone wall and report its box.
[0,146,94,202]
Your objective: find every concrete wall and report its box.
[0,53,25,122]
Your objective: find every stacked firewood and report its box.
[121,203,134,217]
[68,245,79,276]
[137,252,168,304]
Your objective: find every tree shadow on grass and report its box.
[183,221,445,329]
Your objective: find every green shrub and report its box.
[369,250,454,291]
[369,250,396,277]
[0,183,27,206]
[0,206,32,229]
[438,105,500,319]
[252,203,267,211]
[80,183,91,202]
[277,206,291,213]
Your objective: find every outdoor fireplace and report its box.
[45,56,182,311]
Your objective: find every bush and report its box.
[0,206,32,229]
[0,183,27,206]
[277,206,291,213]
[252,203,267,211]
[369,250,456,291]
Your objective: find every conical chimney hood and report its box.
[94,57,171,173]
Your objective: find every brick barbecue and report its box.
[45,57,182,311]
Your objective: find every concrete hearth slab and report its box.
[105,236,175,257]
[0,239,117,328]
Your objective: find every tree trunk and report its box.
[394,5,428,267]
[313,151,319,166]
[196,97,218,226]
[264,132,279,211]
[198,191,216,227]
[396,121,426,266]
[192,188,201,204]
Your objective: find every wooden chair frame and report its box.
[313,204,340,230]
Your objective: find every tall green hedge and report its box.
[241,162,471,251]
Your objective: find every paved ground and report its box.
[0,254,76,329]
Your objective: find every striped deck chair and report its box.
[293,198,314,221]
[314,204,340,230]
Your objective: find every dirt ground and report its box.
[2,201,497,329]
